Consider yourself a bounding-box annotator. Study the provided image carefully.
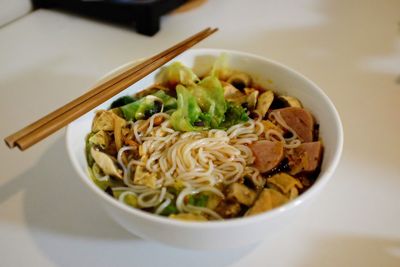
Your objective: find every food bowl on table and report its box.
[66,48,343,250]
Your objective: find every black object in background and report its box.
[32,0,188,36]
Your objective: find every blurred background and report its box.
[0,1,399,266]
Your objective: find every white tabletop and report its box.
[1,0,399,266]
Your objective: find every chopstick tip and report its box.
[4,137,15,149]
[211,27,219,33]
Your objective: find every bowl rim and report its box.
[66,48,344,229]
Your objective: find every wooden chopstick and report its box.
[4,27,214,149]
[5,27,218,151]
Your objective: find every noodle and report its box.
[155,198,171,215]
[113,118,263,211]
[136,117,260,187]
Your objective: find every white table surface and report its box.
[1,0,399,266]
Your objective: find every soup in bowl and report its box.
[66,49,343,249]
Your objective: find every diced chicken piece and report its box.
[133,166,157,189]
[249,140,284,173]
[92,109,128,152]
[169,213,208,221]
[267,173,303,195]
[215,201,242,218]
[256,90,274,117]
[205,192,223,210]
[245,189,288,216]
[276,107,314,142]
[88,130,110,150]
[244,88,259,110]
[113,114,127,151]
[226,183,257,206]
[227,72,252,89]
[288,141,322,174]
[90,147,122,179]
[92,110,115,132]
[278,96,302,108]
[222,82,246,104]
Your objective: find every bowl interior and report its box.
[66,48,343,225]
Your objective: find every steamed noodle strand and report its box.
[117,113,263,213]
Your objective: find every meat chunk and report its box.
[226,183,257,206]
[245,189,288,216]
[222,82,246,104]
[267,173,303,195]
[133,166,157,189]
[256,90,274,117]
[288,141,322,175]
[249,140,284,173]
[90,147,122,179]
[276,107,314,142]
[88,130,110,150]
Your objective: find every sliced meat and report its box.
[288,141,322,174]
[249,140,284,173]
[276,107,314,142]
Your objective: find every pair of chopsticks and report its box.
[5,27,218,151]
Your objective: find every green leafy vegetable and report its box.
[170,76,228,131]
[188,76,227,128]
[160,203,179,216]
[220,102,249,128]
[117,61,245,132]
[170,85,203,131]
[158,62,199,87]
[118,91,177,121]
[120,95,162,121]
[152,90,177,110]
[110,96,135,109]
[188,194,209,207]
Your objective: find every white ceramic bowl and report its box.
[66,48,343,250]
